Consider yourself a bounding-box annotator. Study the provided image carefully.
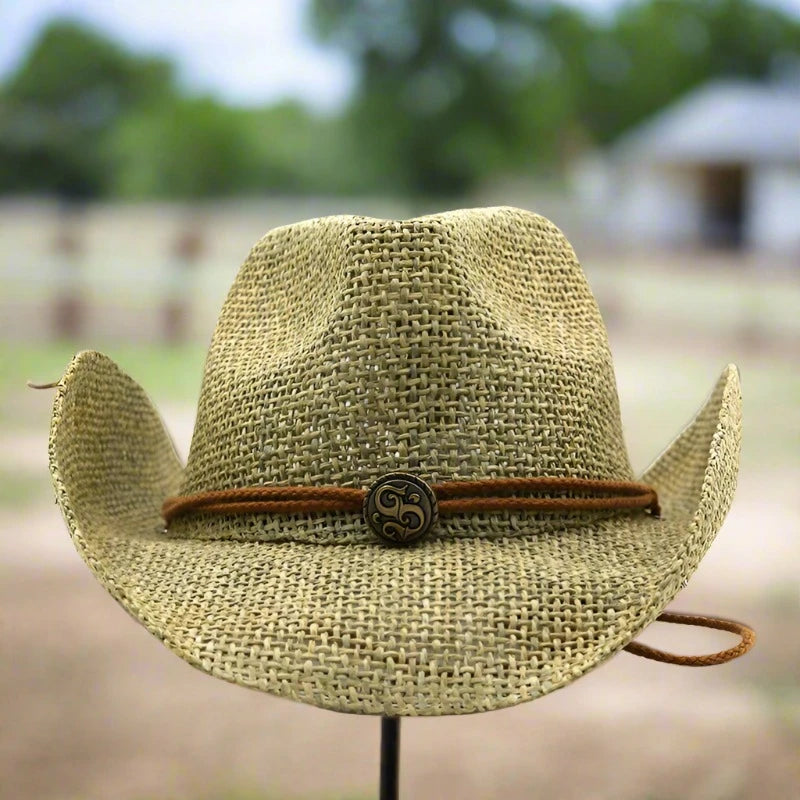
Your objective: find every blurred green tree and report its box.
[311,0,800,194]
[110,99,370,197]
[0,19,176,197]
[111,98,261,197]
[581,0,800,143]
[0,19,367,198]
[311,0,562,194]
[1,2,799,199]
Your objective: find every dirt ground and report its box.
[2,567,799,800]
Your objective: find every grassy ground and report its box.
[1,340,206,409]
[0,466,50,507]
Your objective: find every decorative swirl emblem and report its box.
[363,473,438,545]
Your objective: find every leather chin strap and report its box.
[623,612,755,666]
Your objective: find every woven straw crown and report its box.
[47,206,742,716]
[172,207,632,543]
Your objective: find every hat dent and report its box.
[179,207,633,544]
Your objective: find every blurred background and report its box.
[1,1,799,798]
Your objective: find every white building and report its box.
[582,80,800,253]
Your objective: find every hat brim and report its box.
[49,351,741,716]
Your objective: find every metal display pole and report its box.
[379,716,400,800]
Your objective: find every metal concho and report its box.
[363,473,438,545]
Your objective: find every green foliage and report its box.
[1,2,799,198]
[111,98,262,197]
[0,17,369,198]
[0,468,50,508]
[311,0,800,193]
[5,18,172,107]
[0,19,175,197]
[1,341,205,407]
[110,100,370,197]
[578,0,800,143]
[242,104,381,194]
[312,0,554,193]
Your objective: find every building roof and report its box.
[613,80,800,165]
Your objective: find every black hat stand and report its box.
[379,716,400,800]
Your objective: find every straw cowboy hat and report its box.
[43,206,753,717]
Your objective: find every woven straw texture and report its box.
[48,207,741,716]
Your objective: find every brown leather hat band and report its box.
[161,476,660,526]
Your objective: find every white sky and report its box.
[1,0,799,111]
